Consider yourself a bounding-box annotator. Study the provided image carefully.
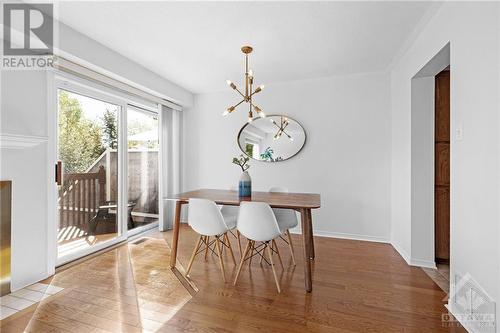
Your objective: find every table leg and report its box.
[301,208,313,292]
[169,200,183,268]
[307,209,315,260]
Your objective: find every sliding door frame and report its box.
[125,104,161,238]
[47,70,162,268]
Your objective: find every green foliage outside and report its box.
[245,143,254,158]
[58,91,117,173]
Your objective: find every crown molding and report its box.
[0,133,48,150]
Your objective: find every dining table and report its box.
[167,189,321,292]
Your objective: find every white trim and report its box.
[56,236,126,267]
[46,71,57,277]
[127,221,159,238]
[409,258,436,269]
[390,241,437,268]
[391,241,411,264]
[288,228,390,243]
[0,134,48,149]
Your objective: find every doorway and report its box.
[56,88,125,261]
[410,43,450,290]
[433,69,450,286]
[53,73,162,265]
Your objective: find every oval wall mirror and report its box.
[237,115,306,162]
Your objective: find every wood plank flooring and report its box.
[1,225,466,332]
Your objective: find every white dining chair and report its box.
[220,186,242,255]
[269,187,297,266]
[185,198,236,282]
[234,202,284,293]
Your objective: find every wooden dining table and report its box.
[168,189,321,292]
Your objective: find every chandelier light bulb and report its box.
[226,80,232,86]
[248,69,253,77]
[260,111,266,118]
[222,110,229,116]
[289,137,294,141]
[259,85,265,90]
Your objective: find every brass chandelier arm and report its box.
[249,86,263,98]
[233,85,246,99]
[231,99,246,109]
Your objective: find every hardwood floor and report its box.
[1,225,466,332]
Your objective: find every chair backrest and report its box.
[237,202,281,242]
[269,186,289,193]
[188,198,229,236]
[269,187,298,226]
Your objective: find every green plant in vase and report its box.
[232,154,251,197]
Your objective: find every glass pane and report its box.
[57,89,120,258]
[127,108,159,231]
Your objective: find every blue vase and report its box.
[239,171,252,197]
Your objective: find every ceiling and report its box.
[57,1,434,94]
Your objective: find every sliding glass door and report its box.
[55,75,162,264]
[57,88,123,261]
[127,107,159,234]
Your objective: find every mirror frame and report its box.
[237,114,307,163]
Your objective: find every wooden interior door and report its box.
[435,70,450,262]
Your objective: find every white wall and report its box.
[390,1,499,326]
[0,71,49,290]
[0,21,193,290]
[184,72,392,241]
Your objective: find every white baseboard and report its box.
[289,228,390,244]
[410,258,436,269]
[390,241,436,268]
[391,241,411,264]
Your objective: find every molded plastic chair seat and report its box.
[185,198,237,282]
[234,202,283,293]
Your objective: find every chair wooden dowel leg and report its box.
[249,242,255,266]
[224,233,236,265]
[215,237,226,282]
[186,235,203,277]
[234,240,251,286]
[266,243,281,293]
[273,239,284,270]
[205,236,210,260]
[237,230,242,257]
[286,230,296,266]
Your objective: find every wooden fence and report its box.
[58,166,106,230]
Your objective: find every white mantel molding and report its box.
[0,133,48,150]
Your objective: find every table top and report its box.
[168,188,321,210]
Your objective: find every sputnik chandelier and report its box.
[271,116,293,141]
[222,46,265,122]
